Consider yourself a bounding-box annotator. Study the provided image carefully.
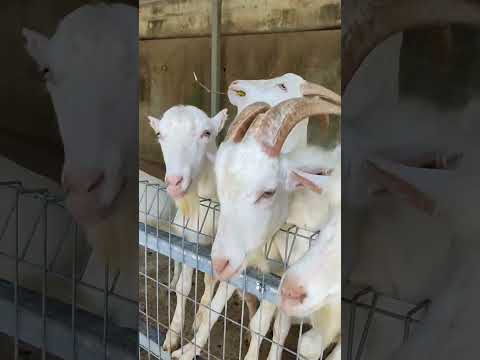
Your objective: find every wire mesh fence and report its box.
[139,178,429,360]
[0,180,136,360]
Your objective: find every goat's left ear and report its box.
[211,108,228,134]
[147,115,160,131]
[285,168,330,193]
[23,28,50,69]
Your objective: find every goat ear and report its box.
[23,28,49,69]
[286,169,330,193]
[366,158,439,215]
[147,115,160,131]
[211,108,228,134]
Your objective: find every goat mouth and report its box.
[228,87,246,97]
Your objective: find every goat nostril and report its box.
[166,176,183,187]
[87,173,105,193]
[213,258,230,275]
[282,285,307,303]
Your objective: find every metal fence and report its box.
[138,180,325,360]
[138,179,429,360]
[0,180,136,360]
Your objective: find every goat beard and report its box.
[174,187,199,219]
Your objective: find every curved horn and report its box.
[301,82,341,105]
[225,102,270,143]
[250,97,341,157]
[342,0,480,93]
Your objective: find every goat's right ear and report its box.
[211,108,228,134]
[285,169,330,193]
[366,158,438,215]
[147,115,160,131]
[22,28,49,69]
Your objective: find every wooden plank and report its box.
[139,29,340,172]
[139,0,340,39]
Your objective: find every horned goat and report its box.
[172,75,340,360]
[209,96,340,360]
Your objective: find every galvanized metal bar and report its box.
[42,200,48,360]
[210,0,222,116]
[14,187,20,360]
[72,223,78,360]
[103,264,109,359]
[139,223,281,305]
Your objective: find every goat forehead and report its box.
[216,141,279,193]
[50,5,135,76]
[160,107,207,136]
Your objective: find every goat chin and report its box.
[174,189,199,219]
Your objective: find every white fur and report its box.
[228,73,310,153]
[148,105,229,353]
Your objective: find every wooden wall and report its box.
[139,1,341,179]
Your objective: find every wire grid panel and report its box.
[0,181,137,359]
[342,284,430,360]
[138,180,326,360]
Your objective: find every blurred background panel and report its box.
[0,0,137,182]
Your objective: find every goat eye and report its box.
[201,130,211,139]
[235,90,246,97]
[256,190,276,203]
[278,83,287,91]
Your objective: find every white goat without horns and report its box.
[147,105,261,353]
[22,3,138,329]
[277,150,341,360]
[172,74,340,360]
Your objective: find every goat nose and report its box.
[212,258,230,277]
[62,169,105,193]
[165,175,183,187]
[281,279,307,304]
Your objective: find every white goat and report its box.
[23,3,138,329]
[209,97,340,360]
[172,75,340,360]
[275,151,341,360]
[147,105,256,353]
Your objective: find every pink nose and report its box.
[62,169,105,194]
[165,175,183,188]
[212,257,230,279]
[281,278,307,305]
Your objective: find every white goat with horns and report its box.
[172,74,340,360]
[210,97,341,360]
